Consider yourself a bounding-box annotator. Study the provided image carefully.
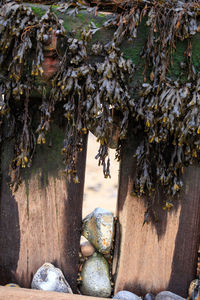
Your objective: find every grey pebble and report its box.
[113,290,141,300]
[80,252,111,298]
[144,293,155,300]
[82,207,114,255]
[155,291,186,300]
[31,262,72,293]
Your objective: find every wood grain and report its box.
[0,109,88,291]
[114,136,200,298]
[0,286,109,300]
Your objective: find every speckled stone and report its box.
[31,262,73,293]
[82,207,114,255]
[155,291,186,300]
[80,240,95,257]
[80,252,111,298]
[113,290,141,300]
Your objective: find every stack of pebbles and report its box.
[79,208,115,298]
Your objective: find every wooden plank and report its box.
[0,286,109,300]
[0,106,88,291]
[113,136,200,298]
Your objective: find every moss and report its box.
[168,39,188,80]
[21,113,66,190]
[91,18,101,28]
[98,13,107,18]
[91,15,108,28]
[191,33,200,71]
[53,10,90,34]
[51,4,58,9]
[23,3,200,88]
[77,12,88,23]
[30,5,46,17]
[8,3,200,84]
[53,9,110,37]
[120,20,147,82]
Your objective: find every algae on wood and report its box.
[21,3,200,97]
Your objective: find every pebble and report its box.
[144,293,155,300]
[81,240,95,257]
[188,279,199,299]
[155,291,186,300]
[113,290,141,300]
[82,207,114,255]
[5,283,20,288]
[31,262,73,293]
[80,252,111,298]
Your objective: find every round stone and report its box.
[81,240,95,257]
[144,293,155,300]
[113,290,141,300]
[155,291,186,300]
[80,252,111,298]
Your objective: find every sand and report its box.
[82,133,119,218]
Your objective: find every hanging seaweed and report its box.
[0,3,66,189]
[0,0,200,210]
[39,35,134,182]
[97,0,200,205]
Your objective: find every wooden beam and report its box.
[0,108,88,291]
[0,286,109,300]
[113,136,200,298]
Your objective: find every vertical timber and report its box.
[0,108,87,291]
[114,135,200,298]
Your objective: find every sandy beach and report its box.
[82,133,119,218]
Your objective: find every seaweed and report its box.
[1,0,200,210]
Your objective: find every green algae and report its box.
[29,5,46,17]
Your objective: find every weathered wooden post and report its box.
[0,112,88,289]
[0,5,90,289]
[0,4,111,289]
[113,137,200,298]
[111,13,200,299]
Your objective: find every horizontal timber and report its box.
[0,286,110,300]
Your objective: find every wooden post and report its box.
[0,107,87,291]
[113,136,200,298]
